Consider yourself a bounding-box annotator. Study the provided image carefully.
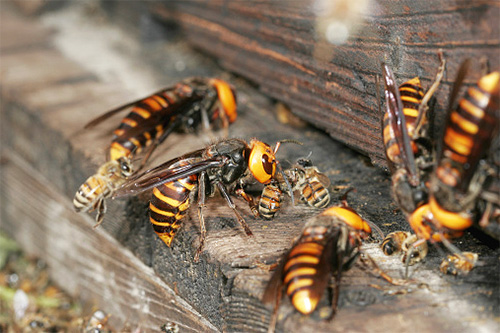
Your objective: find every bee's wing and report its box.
[84,86,180,129]
[314,171,331,188]
[381,63,419,185]
[113,149,223,197]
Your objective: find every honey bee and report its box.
[74,77,237,226]
[115,138,293,261]
[439,252,478,276]
[258,182,284,219]
[262,202,394,332]
[84,310,110,333]
[258,158,331,219]
[381,231,428,266]
[73,157,134,227]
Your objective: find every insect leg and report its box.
[235,187,260,217]
[194,171,208,262]
[93,199,106,229]
[216,182,253,236]
[414,51,446,137]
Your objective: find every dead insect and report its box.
[439,252,478,276]
[74,77,237,226]
[262,201,393,332]
[115,138,294,261]
[381,231,428,266]
[258,158,331,219]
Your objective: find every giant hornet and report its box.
[73,77,237,226]
[258,158,331,219]
[262,198,397,332]
[114,138,294,261]
[408,63,499,274]
[380,54,446,217]
[382,59,500,275]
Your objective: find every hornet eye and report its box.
[248,141,276,184]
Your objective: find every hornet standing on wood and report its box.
[262,194,400,332]
[114,138,294,261]
[73,78,237,226]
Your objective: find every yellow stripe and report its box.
[284,255,319,272]
[430,196,472,231]
[401,95,420,105]
[153,95,169,108]
[286,278,314,296]
[144,98,162,111]
[450,112,478,134]
[149,203,176,217]
[122,118,138,127]
[153,187,182,207]
[288,243,323,258]
[459,99,484,119]
[403,107,419,118]
[444,128,473,155]
[133,107,151,119]
[284,267,317,284]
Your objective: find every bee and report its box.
[115,138,294,261]
[439,252,478,276]
[381,231,428,266]
[262,202,392,332]
[286,158,331,208]
[258,158,331,219]
[403,62,499,275]
[73,157,134,226]
[380,54,445,217]
[84,310,110,333]
[74,77,237,226]
[258,182,284,219]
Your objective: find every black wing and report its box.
[83,85,184,129]
[113,148,224,197]
[382,63,419,186]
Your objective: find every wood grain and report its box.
[1,3,499,332]
[146,0,500,166]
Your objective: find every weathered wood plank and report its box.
[144,0,500,166]
[0,152,218,332]
[1,3,499,332]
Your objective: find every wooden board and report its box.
[1,3,499,332]
[135,0,500,167]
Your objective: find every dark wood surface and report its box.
[1,2,499,332]
[140,0,500,167]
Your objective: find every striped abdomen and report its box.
[73,175,110,212]
[109,89,186,161]
[383,77,424,166]
[437,71,500,192]
[149,169,198,247]
[301,179,330,208]
[258,184,283,219]
[284,231,326,315]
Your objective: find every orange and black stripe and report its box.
[110,88,185,161]
[283,227,326,315]
[438,71,500,192]
[301,180,330,208]
[383,77,424,166]
[149,161,198,247]
[258,184,283,219]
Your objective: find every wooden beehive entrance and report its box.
[0,1,498,332]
